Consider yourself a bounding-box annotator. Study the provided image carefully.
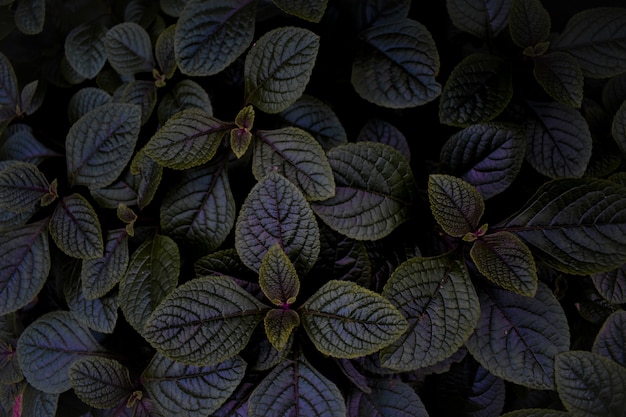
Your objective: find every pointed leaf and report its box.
[611,100,626,155]
[466,282,570,389]
[175,0,256,76]
[0,161,50,212]
[592,265,626,304]
[144,108,228,169]
[244,26,319,113]
[155,24,177,79]
[157,79,212,124]
[105,22,155,75]
[0,52,18,110]
[509,0,550,48]
[533,52,584,108]
[593,310,626,367]
[428,174,484,237]
[143,276,267,366]
[67,87,111,125]
[357,119,410,161]
[272,0,327,22]
[64,23,108,79]
[312,142,417,240]
[69,357,133,409]
[500,178,626,274]
[259,243,300,305]
[264,309,300,351]
[0,128,61,165]
[446,0,512,39]
[253,127,335,200]
[346,377,428,417]
[380,254,480,371]
[235,172,320,274]
[301,280,408,358]
[15,0,45,35]
[119,234,179,333]
[49,193,103,259]
[556,351,626,417]
[142,352,246,417]
[16,311,103,394]
[19,79,43,116]
[439,53,512,127]
[248,355,346,417]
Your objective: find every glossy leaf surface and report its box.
[49,193,103,259]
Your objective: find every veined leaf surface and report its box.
[428,174,484,238]
[259,243,300,305]
[105,22,154,75]
[533,52,584,108]
[117,80,158,125]
[49,193,103,259]
[155,25,177,80]
[357,118,411,161]
[0,52,18,111]
[67,87,111,124]
[611,100,626,155]
[21,385,58,417]
[592,265,626,304]
[446,0,512,39]
[15,0,45,35]
[354,0,410,30]
[0,161,51,212]
[346,378,428,417]
[0,127,61,165]
[64,23,108,79]
[69,357,133,409]
[264,308,300,351]
[81,229,128,300]
[272,0,327,22]
[500,410,571,417]
[592,310,626,367]
[509,0,550,48]
[157,79,212,124]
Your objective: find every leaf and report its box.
[130,148,163,210]
[0,220,49,315]
[259,243,300,305]
[64,23,108,79]
[500,410,572,417]
[533,52,584,108]
[49,193,103,259]
[352,18,441,109]
[428,174,484,238]
[346,378,428,417]
[143,276,267,366]
[19,79,43,116]
[611,100,626,155]
[314,224,372,286]
[155,24,177,79]
[0,338,22,384]
[446,0,512,39]
[593,310,626,367]
[157,79,212,124]
[465,282,570,389]
[301,280,408,358]
[272,0,328,22]
[354,0,410,30]
[471,231,538,297]
[14,0,45,35]
[244,26,319,113]
[592,265,626,304]
[66,102,141,188]
[264,309,300,351]
[90,173,139,209]
[116,80,158,125]
[508,0,550,48]
[357,119,411,161]
[500,178,626,275]
[194,248,258,283]
[0,128,60,165]
[439,122,525,200]
[105,22,155,75]
[142,352,246,417]
[175,0,255,76]
[21,385,58,417]
[556,351,626,417]
[67,87,111,125]
[69,357,133,409]
[439,52,512,127]
[160,158,235,252]
[0,51,18,111]
[160,0,188,17]
[311,142,416,241]
[0,161,50,212]
[248,355,346,417]
[553,7,626,78]
[253,127,335,200]
[144,108,228,169]
[119,234,179,333]
[235,172,320,274]
[16,311,103,394]
[380,254,480,371]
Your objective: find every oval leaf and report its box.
[509,0,550,47]
[15,0,45,35]
[447,0,512,39]
[155,24,177,79]
[69,357,133,409]
[81,228,129,300]
[592,310,626,367]
[64,23,108,79]
[49,193,103,259]
[117,80,158,125]
[346,378,428,417]
[428,174,484,238]
[592,265,626,304]
[0,161,50,212]
[533,52,584,108]
[21,385,58,417]
[259,243,300,305]
[105,22,155,75]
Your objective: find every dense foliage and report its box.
[1,0,626,416]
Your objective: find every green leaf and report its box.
[259,243,300,305]
[264,309,300,351]
[155,24,177,79]
[230,127,252,159]
[142,352,246,417]
[248,355,346,417]
[65,23,107,78]
[428,174,484,238]
[16,311,103,394]
[471,231,538,297]
[593,310,626,367]
[0,161,50,212]
[556,351,626,417]
[500,178,626,274]
[466,282,570,389]
[105,22,155,75]
[143,276,267,366]
[439,53,512,127]
[244,26,319,114]
[235,172,320,274]
[175,0,256,76]
[160,158,235,252]
[0,220,48,315]
[301,280,408,358]
[447,0,512,39]
[49,193,103,259]
[592,265,626,304]
[440,122,525,200]
[272,0,328,22]
[352,18,441,108]
[157,79,212,124]
[14,0,45,35]
[553,7,626,78]
[66,102,141,188]
[311,142,416,240]
[380,254,480,371]
[67,87,111,124]
[346,378,429,417]
[525,101,592,178]
[144,108,228,169]
[508,0,550,48]
[69,357,133,409]
[357,118,411,161]
[21,385,58,417]
[116,80,158,125]
[533,52,584,108]
[611,100,626,155]
[119,234,179,333]
[253,127,335,200]
[0,52,18,112]
[500,410,572,417]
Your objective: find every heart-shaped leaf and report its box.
[49,193,103,259]
[69,357,133,409]
[105,22,155,75]
[447,0,512,39]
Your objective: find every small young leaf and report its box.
[439,53,512,127]
[264,309,300,351]
[301,280,408,358]
[357,119,411,161]
[142,352,246,417]
[81,228,128,300]
[155,24,177,80]
[272,0,328,22]
[67,87,111,124]
[157,79,212,124]
[235,172,320,274]
[105,22,155,75]
[69,357,133,409]
[49,193,103,259]
[352,18,441,108]
[0,161,50,212]
[16,311,103,394]
[611,100,626,155]
[15,0,45,35]
[508,0,550,48]
[244,26,319,113]
[253,127,335,200]
[533,52,584,108]
[64,22,108,79]
[555,351,626,417]
[346,378,429,417]
[230,128,252,159]
[259,243,300,306]
[592,265,626,304]
[143,276,267,366]
[175,0,256,76]
[592,310,626,367]
[428,174,485,238]
[446,0,511,39]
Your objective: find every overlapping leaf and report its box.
[117,80,158,125]
[592,265,626,304]
[21,385,58,417]
[446,0,512,39]
[0,161,51,212]
[49,193,103,259]
[259,244,300,305]
[500,410,571,417]
[105,22,154,75]
[533,52,584,108]
[314,224,372,286]
[130,148,163,210]
[15,0,45,35]
[155,25,177,80]
[611,100,626,155]
[428,174,484,238]
[64,23,107,79]
[0,52,18,112]
[264,309,300,351]
[157,79,212,124]
[0,127,60,164]
[80,228,128,300]
[509,0,550,48]
[69,357,132,409]
[272,0,327,22]
[592,310,626,367]
[346,378,428,417]
[67,87,111,124]
[357,119,411,161]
